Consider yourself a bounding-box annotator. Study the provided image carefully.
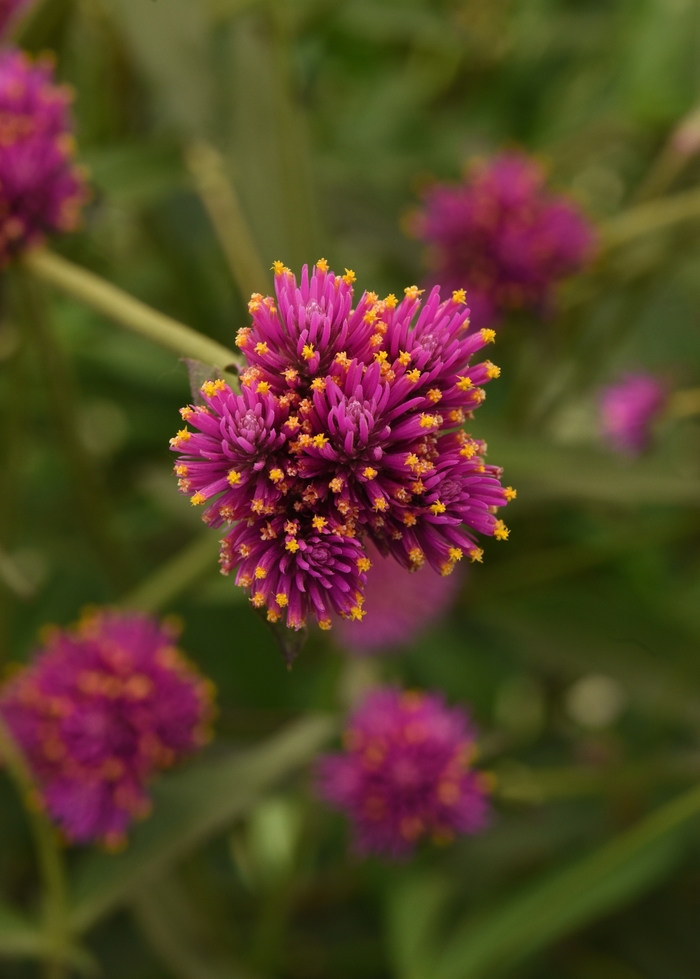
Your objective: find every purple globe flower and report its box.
[334,539,465,654]
[316,687,490,857]
[599,372,667,456]
[0,49,89,266]
[412,153,596,329]
[0,610,215,848]
[171,261,513,633]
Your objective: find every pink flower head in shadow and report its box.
[0,610,215,848]
[334,539,463,654]
[316,686,490,857]
[0,49,89,266]
[599,372,667,456]
[412,153,596,329]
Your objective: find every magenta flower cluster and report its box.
[334,539,463,655]
[316,687,490,856]
[412,153,595,329]
[171,261,513,632]
[599,372,667,456]
[0,610,214,848]
[0,49,88,266]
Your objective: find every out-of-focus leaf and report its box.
[431,784,700,979]
[481,425,700,506]
[0,904,43,958]
[83,142,187,208]
[387,873,450,979]
[133,874,256,979]
[119,533,221,614]
[102,0,213,137]
[69,714,335,933]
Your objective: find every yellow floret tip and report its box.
[363,467,378,480]
[271,260,289,275]
[319,618,332,630]
[312,516,327,531]
[494,519,510,541]
[275,593,289,607]
[429,500,446,515]
[316,257,329,272]
[342,268,356,285]
[311,378,326,392]
[227,470,242,486]
[190,492,206,506]
[254,341,269,355]
[269,468,284,483]
[357,556,371,572]
[285,539,300,553]
[504,486,517,501]
[452,289,467,304]
[302,344,315,360]
[254,566,267,579]
[481,328,496,344]
[485,361,501,379]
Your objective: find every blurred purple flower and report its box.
[0,610,215,848]
[334,539,464,654]
[0,49,89,266]
[599,372,667,456]
[171,261,512,634]
[316,686,490,857]
[412,153,596,329]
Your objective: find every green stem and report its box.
[118,533,221,614]
[600,185,700,250]
[17,270,130,593]
[184,140,270,300]
[22,249,241,372]
[0,715,69,978]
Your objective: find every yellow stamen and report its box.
[302,344,315,361]
[356,556,371,572]
[481,328,496,344]
[269,468,284,483]
[427,388,442,403]
[254,341,269,355]
[452,289,467,304]
[254,566,267,579]
[283,367,299,383]
[311,378,326,392]
[406,369,421,383]
[276,593,289,607]
[342,268,356,284]
[372,498,388,512]
[286,539,300,553]
[456,375,472,391]
[363,467,378,480]
[236,328,251,347]
[485,361,501,379]
[469,547,484,563]
[494,519,510,541]
[271,260,288,275]
[227,470,241,486]
[316,257,329,272]
[312,516,327,531]
[384,294,398,308]
[329,477,343,493]
[408,547,425,567]
[319,618,332,630]
[404,285,424,301]
[190,492,206,506]
[419,413,441,429]
[430,500,446,515]
[504,486,517,501]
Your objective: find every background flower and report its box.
[599,372,667,455]
[317,686,490,856]
[412,153,596,329]
[334,539,464,654]
[0,610,214,847]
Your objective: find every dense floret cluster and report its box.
[171,261,513,631]
[412,153,595,329]
[0,49,88,265]
[334,539,463,655]
[0,611,214,848]
[599,372,667,456]
[316,687,490,856]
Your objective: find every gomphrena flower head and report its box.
[0,610,215,848]
[172,260,513,635]
[412,153,596,329]
[335,539,463,655]
[316,687,490,856]
[0,49,88,266]
[599,372,667,456]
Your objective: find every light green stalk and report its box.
[601,185,700,250]
[184,140,270,300]
[23,249,241,371]
[119,533,221,614]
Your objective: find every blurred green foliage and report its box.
[2,0,700,976]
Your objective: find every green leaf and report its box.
[0,903,43,959]
[69,714,335,934]
[432,784,700,979]
[132,874,257,979]
[102,0,214,138]
[387,873,450,979]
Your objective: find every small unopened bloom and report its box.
[316,687,490,856]
[599,372,667,456]
[412,153,595,329]
[0,610,214,848]
[172,262,512,634]
[335,539,463,654]
[0,50,88,266]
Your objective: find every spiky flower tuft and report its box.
[0,610,215,848]
[0,49,89,266]
[172,262,512,632]
[412,153,596,329]
[316,686,490,856]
